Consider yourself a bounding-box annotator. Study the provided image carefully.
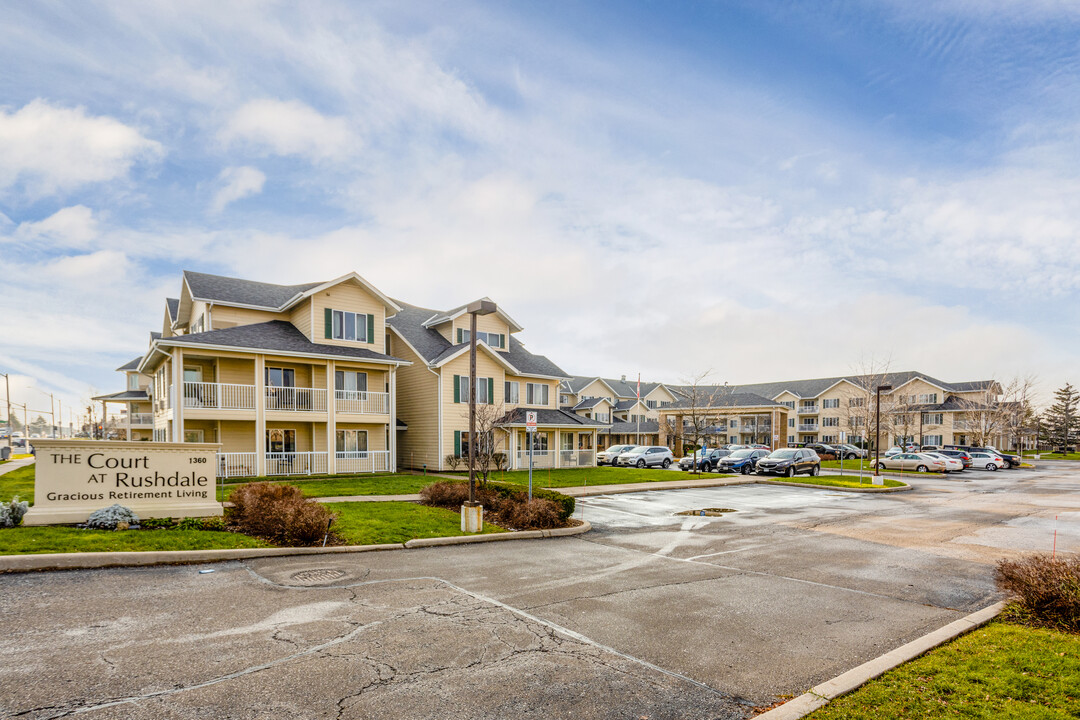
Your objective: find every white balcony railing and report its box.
[265,387,327,412]
[336,450,391,474]
[265,452,328,476]
[798,424,819,433]
[516,449,555,469]
[218,452,258,479]
[335,390,389,415]
[559,450,596,467]
[128,413,154,426]
[798,405,819,415]
[184,382,256,410]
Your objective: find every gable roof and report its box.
[420,297,524,333]
[600,419,660,435]
[498,407,609,428]
[116,356,143,372]
[140,321,407,372]
[573,397,612,410]
[184,270,323,310]
[669,392,783,410]
[388,301,568,379]
[673,370,983,402]
[166,298,179,322]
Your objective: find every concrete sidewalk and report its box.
[0,456,34,477]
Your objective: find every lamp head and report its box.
[466,299,497,315]
[876,384,893,392]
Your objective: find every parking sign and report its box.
[526,411,537,433]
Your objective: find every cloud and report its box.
[210,166,266,213]
[12,206,100,249]
[0,100,163,197]
[219,99,353,160]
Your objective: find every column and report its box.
[172,349,184,443]
[125,402,132,442]
[555,429,562,468]
[255,355,266,476]
[326,360,336,475]
[388,365,397,473]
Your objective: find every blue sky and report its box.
[1,0,1078,422]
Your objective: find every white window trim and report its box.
[332,309,369,343]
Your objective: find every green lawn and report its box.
[482,466,730,489]
[764,474,907,489]
[0,526,271,555]
[820,459,943,477]
[808,620,1080,719]
[0,465,35,504]
[219,473,431,501]
[321,501,505,545]
[1024,451,1080,461]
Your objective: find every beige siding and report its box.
[440,352,507,468]
[217,357,257,385]
[310,280,387,351]
[335,423,388,451]
[219,421,257,452]
[389,333,441,470]
[577,379,617,403]
[290,298,313,340]
[211,305,289,329]
[450,314,512,349]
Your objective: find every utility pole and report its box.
[873,383,893,477]
[1,372,11,451]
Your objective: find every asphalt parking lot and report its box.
[2,463,1076,719]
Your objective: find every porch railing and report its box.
[559,450,596,467]
[265,387,327,412]
[336,450,391,474]
[798,424,819,433]
[128,413,154,426]
[265,452,328,476]
[516,449,555,469]
[335,390,389,415]
[183,382,256,410]
[798,405,819,415]
[217,452,258,479]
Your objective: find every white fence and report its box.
[128,413,154,426]
[218,452,258,478]
[798,405,819,415]
[265,387,327,412]
[797,424,819,433]
[265,451,329,476]
[559,450,596,467]
[516,449,555,469]
[335,390,389,415]
[335,450,391,474]
[184,382,256,410]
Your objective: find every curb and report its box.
[0,521,591,574]
[754,600,1007,719]
[756,480,911,493]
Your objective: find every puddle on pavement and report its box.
[674,508,737,517]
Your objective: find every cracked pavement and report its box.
[1,463,1076,718]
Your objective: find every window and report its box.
[191,315,204,334]
[184,367,203,384]
[788,435,795,443]
[781,401,795,409]
[823,398,839,409]
[458,329,506,348]
[729,419,738,428]
[849,397,865,407]
[330,309,369,342]
[526,383,549,406]
[853,417,865,427]
[265,367,295,387]
[266,429,296,454]
[184,429,204,443]
[507,382,521,404]
[923,434,943,446]
[822,417,839,427]
[524,432,548,452]
[335,370,368,394]
[788,418,795,428]
[921,413,944,425]
[559,394,570,405]
[918,393,939,404]
[596,412,610,423]
[336,429,368,456]
[578,433,593,450]
[646,399,657,409]
[456,375,491,404]
[561,432,575,451]
[822,435,836,443]
[128,374,139,390]
[729,435,738,444]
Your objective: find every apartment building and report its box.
[92,355,155,441]
[99,270,601,477]
[387,302,606,472]
[558,376,677,447]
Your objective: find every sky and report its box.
[1,0,1079,425]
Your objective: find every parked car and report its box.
[945,445,1020,468]
[678,448,731,472]
[802,443,839,460]
[874,453,948,473]
[717,448,769,475]
[834,443,866,459]
[936,449,973,469]
[597,444,637,466]
[920,452,964,473]
[920,445,941,452]
[618,445,675,469]
[969,451,1006,471]
[755,448,821,477]
[884,446,904,456]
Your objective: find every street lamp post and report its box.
[0,372,11,451]
[463,299,496,533]
[873,384,893,479]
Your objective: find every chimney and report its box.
[621,375,626,382]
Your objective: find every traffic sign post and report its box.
[526,411,537,500]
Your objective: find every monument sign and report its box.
[22,440,224,526]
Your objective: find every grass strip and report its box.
[218,474,431,501]
[808,620,1080,719]
[0,466,35,504]
[0,526,271,555]
[321,501,505,545]
[484,466,731,488]
[765,474,907,489]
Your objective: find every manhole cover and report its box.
[675,508,737,517]
[290,568,347,584]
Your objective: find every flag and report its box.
[636,373,641,400]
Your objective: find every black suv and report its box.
[755,448,821,477]
[948,445,1021,468]
[678,448,731,472]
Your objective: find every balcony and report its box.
[559,450,596,467]
[798,424,819,433]
[798,405,819,415]
[127,413,154,426]
[335,390,389,415]
[516,449,555,469]
[336,450,391,474]
[266,451,328,476]
[183,382,256,410]
[265,387,327,413]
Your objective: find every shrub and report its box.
[0,496,29,527]
[86,504,139,530]
[177,516,226,531]
[140,517,176,529]
[419,480,575,528]
[445,454,461,471]
[420,481,476,508]
[229,482,334,544]
[498,497,562,530]
[996,554,1080,632]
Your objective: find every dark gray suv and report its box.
[755,448,821,477]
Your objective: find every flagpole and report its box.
[636,373,641,446]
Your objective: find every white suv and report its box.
[617,445,675,469]
[597,444,636,466]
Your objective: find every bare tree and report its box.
[464,403,511,486]
[674,371,729,474]
[841,356,894,451]
[957,376,1037,449]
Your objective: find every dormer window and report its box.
[325,309,372,344]
[457,329,505,349]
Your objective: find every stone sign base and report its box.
[22,439,224,526]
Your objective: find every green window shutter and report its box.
[454,430,461,458]
[367,314,375,344]
[488,377,494,402]
[453,375,460,404]
[457,328,463,344]
[499,334,505,348]
[324,308,333,339]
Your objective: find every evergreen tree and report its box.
[1043,383,1078,450]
